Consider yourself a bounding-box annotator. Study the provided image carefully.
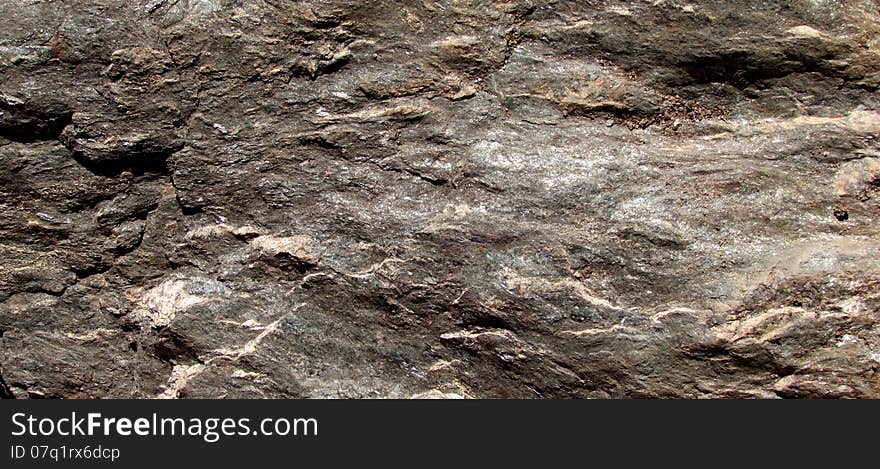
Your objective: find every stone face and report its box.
[0,1,878,399]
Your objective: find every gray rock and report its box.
[1,0,878,398]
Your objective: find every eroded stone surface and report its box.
[1,1,878,398]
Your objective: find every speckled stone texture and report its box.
[1,1,879,398]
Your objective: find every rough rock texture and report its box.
[1,0,879,399]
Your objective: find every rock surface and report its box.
[1,0,879,398]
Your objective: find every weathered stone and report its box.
[1,1,878,399]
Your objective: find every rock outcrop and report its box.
[1,0,878,398]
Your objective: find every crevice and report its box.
[66,144,180,178]
[404,168,448,186]
[168,173,203,215]
[0,101,73,143]
[72,263,111,280]
[459,312,516,332]
[173,194,203,215]
[359,158,450,187]
[25,285,70,298]
[679,52,841,89]
[0,370,16,399]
